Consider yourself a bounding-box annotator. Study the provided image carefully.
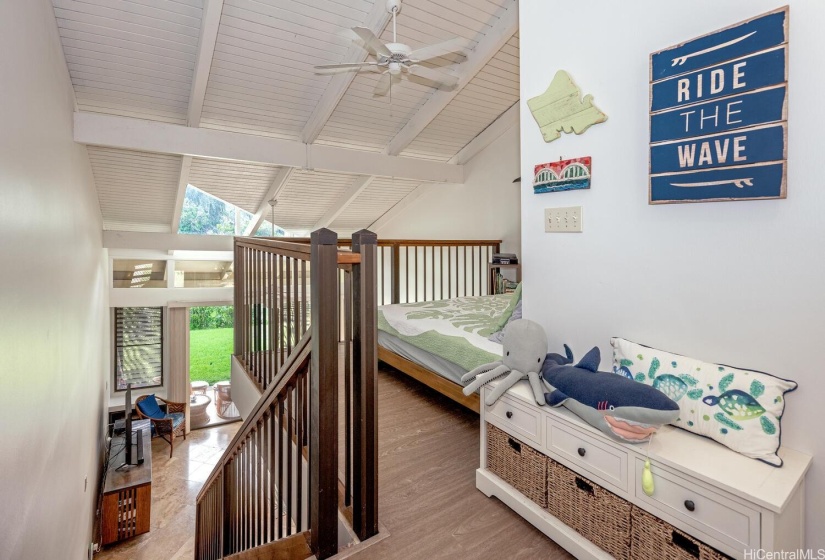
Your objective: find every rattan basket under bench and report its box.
[476,380,812,560]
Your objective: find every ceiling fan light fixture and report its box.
[386,0,402,15]
[313,0,466,96]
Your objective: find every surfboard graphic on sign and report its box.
[648,7,789,204]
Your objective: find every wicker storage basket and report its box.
[486,423,548,508]
[545,459,632,560]
[630,506,731,560]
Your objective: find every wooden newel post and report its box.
[351,229,379,540]
[310,228,339,559]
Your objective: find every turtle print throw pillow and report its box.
[611,338,797,467]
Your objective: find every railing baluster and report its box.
[431,246,435,301]
[296,371,303,531]
[264,252,270,388]
[256,425,262,547]
[293,256,299,354]
[286,257,293,355]
[414,245,418,301]
[253,249,259,387]
[279,254,285,369]
[269,402,277,542]
[391,243,400,304]
[301,259,307,333]
[344,271,352,508]
[286,384,294,536]
[278,395,284,540]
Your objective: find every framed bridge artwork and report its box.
[533,157,591,194]
[648,6,789,204]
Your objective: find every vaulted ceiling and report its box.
[52,0,519,235]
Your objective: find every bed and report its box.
[377,291,520,412]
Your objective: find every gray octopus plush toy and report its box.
[461,319,548,406]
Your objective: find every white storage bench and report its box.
[477,380,811,559]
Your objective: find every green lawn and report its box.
[190,327,233,385]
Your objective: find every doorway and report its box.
[189,305,240,428]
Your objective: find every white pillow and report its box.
[611,338,797,467]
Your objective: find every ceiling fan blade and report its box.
[352,27,392,57]
[373,72,392,97]
[408,37,468,63]
[314,62,378,70]
[407,65,459,90]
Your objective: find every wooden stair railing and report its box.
[196,229,378,560]
[266,238,502,305]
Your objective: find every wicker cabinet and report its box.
[476,383,811,560]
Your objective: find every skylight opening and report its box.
[178,185,285,236]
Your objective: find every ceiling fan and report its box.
[314,0,466,97]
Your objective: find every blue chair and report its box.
[135,394,187,458]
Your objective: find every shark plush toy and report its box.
[542,345,680,443]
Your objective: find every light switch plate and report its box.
[545,206,583,233]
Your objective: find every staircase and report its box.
[195,229,379,560]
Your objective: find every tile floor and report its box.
[96,423,239,560]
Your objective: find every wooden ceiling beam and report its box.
[171,0,225,233]
[74,112,464,184]
[451,102,518,165]
[243,167,296,236]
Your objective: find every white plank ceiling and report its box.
[400,33,519,161]
[87,147,181,232]
[53,0,203,124]
[51,0,520,234]
[199,0,371,140]
[271,170,360,231]
[188,158,281,214]
[331,176,422,232]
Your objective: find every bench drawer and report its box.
[546,417,628,491]
[633,458,760,550]
[487,392,542,445]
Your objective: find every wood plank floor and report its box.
[96,365,572,559]
[348,366,571,560]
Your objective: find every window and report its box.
[178,185,287,236]
[254,220,285,237]
[115,307,163,391]
[112,259,167,288]
[174,260,234,288]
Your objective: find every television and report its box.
[121,383,144,468]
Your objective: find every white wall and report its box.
[377,125,522,255]
[0,1,107,558]
[520,0,824,547]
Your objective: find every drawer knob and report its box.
[506,411,513,419]
[684,500,696,512]
[577,447,586,457]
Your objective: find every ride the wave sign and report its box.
[649,7,789,204]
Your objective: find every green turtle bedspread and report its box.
[377,294,512,373]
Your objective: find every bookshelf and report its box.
[488,263,521,295]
